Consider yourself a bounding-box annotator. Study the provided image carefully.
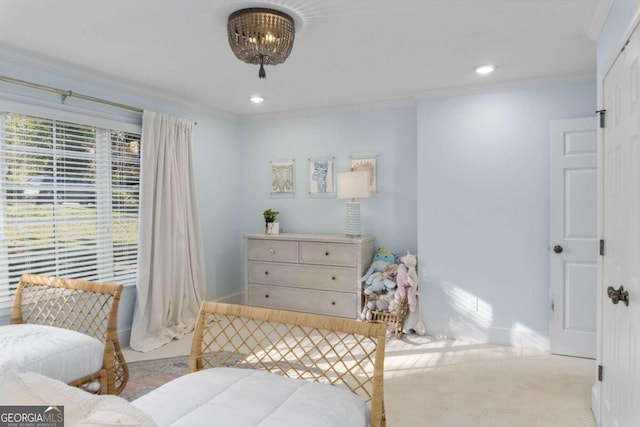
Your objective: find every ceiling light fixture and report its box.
[250,95,264,104]
[474,64,496,75]
[227,8,296,79]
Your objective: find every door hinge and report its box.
[551,299,555,318]
[598,365,603,382]
[596,109,606,128]
[622,39,630,53]
[600,239,605,256]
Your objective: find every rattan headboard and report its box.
[10,273,128,395]
[189,302,388,427]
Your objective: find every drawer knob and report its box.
[331,276,336,281]
[265,294,269,298]
[331,301,336,306]
[265,271,269,275]
[325,251,330,256]
[269,249,276,254]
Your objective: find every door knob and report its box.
[553,245,563,254]
[607,286,629,306]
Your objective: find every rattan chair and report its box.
[189,302,388,426]
[9,274,128,395]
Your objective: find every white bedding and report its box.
[132,367,370,427]
[0,366,156,426]
[0,324,104,384]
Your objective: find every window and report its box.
[0,112,141,309]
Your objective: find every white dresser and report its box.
[244,234,375,318]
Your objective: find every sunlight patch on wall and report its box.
[510,322,550,350]
[441,281,493,329]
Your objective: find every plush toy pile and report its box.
[359,248,419,320]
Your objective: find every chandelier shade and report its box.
[227,8,295,79]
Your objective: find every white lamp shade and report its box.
[337,171,370,200]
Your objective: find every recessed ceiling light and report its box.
[250,95,264,104]
[474,64,496,75]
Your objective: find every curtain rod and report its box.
[0,75,198,125]
[0,74,199,125]
[0,74,143,113]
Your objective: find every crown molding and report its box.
[0,44,240,122]
[241,97,417,122]
[413,73,596,102]
[587,0,614,41]
[0,44,595,124]
[242,73,596,122]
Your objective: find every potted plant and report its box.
[263,209,280,234]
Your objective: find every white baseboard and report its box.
[425,317,550,351]
[118,327,131,348]
[213,292,244,305]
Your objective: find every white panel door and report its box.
[601,20,640,427]
[550,117,598,358]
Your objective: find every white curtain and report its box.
[130,111,206,352]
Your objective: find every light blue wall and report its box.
[239,107,418,256]
[0,59,600,351]
[417,81,596,349]
[0,59,242,343]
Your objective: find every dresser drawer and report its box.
[299,242,356,267]
[247,262,356,292]
[247,239,299,263]
[247,284,357,318]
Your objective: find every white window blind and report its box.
[0,112,140,309]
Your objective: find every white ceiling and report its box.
[0,0,607,117]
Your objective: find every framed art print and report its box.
[350,155,378,193]
[308,157,335,197]
[270,159,295,195]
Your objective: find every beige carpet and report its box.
[383,337,595,426]
[124,334,596,427]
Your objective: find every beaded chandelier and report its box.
[227,8,295,79]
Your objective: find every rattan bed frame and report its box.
[189,302,388,426]
[10,273,128,395]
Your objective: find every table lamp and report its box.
[337,170,371,237]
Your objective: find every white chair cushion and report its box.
[0,324,104,384]
[133,367,369,427]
